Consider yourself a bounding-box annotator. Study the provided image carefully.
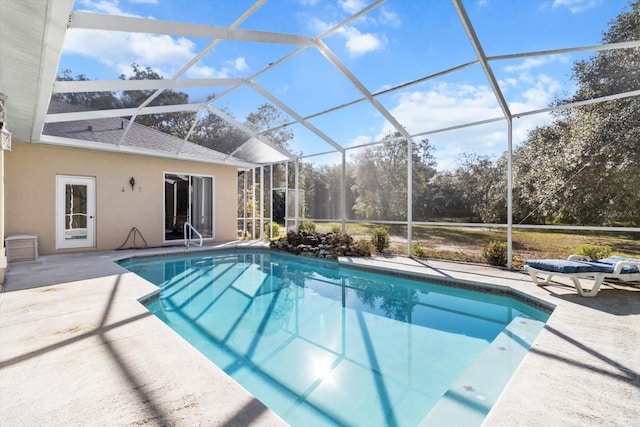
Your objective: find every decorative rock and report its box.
[270,231,370,259]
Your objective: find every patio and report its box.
[1,242,638,426]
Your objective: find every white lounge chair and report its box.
[526,255,640,297]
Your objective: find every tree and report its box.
[457,154,507,223]
[246,104,294,153]
[351,133,435,221]
[514,1,640,226]
[190,107,248,154]
[52,69,118,110]
[300,162,356,221]
[564,0,640,225]
[119,64,195,138]
[410,138,438,221]
[424,171,466,221]
[424,153,506,223]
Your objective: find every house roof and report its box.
[43,101,254,168]
[0,1,638,169]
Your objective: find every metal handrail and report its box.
[183,221,203,247]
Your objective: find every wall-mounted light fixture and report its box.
[0,92,11,151]
[129,177,135,191]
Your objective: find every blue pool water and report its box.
[120,251,550,426]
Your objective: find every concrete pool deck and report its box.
[1,241,638,426]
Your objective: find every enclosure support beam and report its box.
[260,166,264,240]
[252,168,257,239]
[453,0,514,268]
[295,160,300,231]
[269,164,274,239]
[285,161,289,231]
[507,122,513,269]
[341,151,347,233]
[243,172,248,236]
[407,139,413,257]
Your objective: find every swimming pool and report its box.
[120,250,550,426]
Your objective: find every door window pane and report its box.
[192,176,213,238]
[65,184,87,240]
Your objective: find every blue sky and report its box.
[59,0,631,168]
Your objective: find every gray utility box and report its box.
[5,235,38,262]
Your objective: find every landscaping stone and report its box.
[270,231,370,258]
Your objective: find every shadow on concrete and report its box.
[3,256,129,292]
[537,283,640,315]
[532,324,640,390]
[0,274,172,425]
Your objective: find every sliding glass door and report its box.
[164,173,214,242]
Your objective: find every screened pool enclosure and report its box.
[2,0,638,266]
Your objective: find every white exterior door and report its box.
[56,175,96,249]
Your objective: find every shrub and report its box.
[298,220,316,234]
[483,240,508,267]
[412,243,427,258]
[575,244,612,260]
[354,239,374,256]
[370,227,390,253]
[264,222,280,239]
[330,223,342,234]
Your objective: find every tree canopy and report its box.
[512,0,639,226]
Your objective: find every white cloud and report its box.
[184,64,228,79]
[69,0,229,79]
[130,33,195,65]
[309,17,385,57]
[76,0,136,16]
[233,57,249,72]
[338,26,385,57]
[503,58,548,73]
[64,19,248,80]
[185,56,250,79]
[307,2,394,57]
[308,17,331,34]
[347,134,373,148]
[381,83,501,138]
[77,0,160,15]
[375,68,562,169]
[379,7,401,28]
[501,56,567,107]
[552,0,603,13]
[64,30,197,75]
[523,74,561,107]
[339,0,368,15]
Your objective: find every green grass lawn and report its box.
[313,221,640,266]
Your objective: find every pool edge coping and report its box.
[118,246,555,316]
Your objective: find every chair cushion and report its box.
[596,257,640,274]
[526,259,612,274]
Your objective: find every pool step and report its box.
[419,316,545,426]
